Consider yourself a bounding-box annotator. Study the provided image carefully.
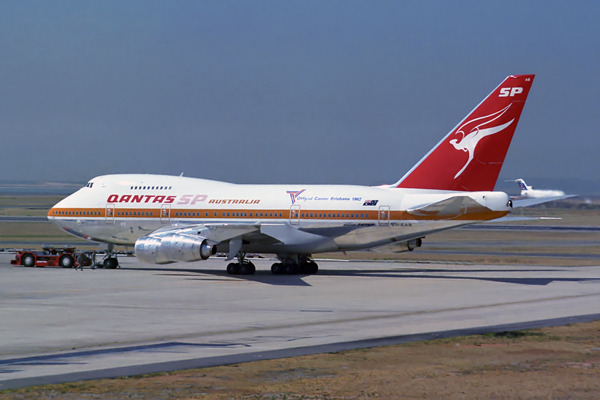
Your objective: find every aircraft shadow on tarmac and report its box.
[119,266,600,287]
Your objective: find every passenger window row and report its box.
[117,211,151,216]
[300,213,368,218]
[173,212,284,218]
[52,210,373,219]
[51,210,101,216]
[129,186,172,190]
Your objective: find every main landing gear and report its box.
[226,252,256,275]
[225,253,319,276]
[271,255,318,275]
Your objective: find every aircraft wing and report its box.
[143,222,332,260]
[148,222,329,244]
[512,194,576,208]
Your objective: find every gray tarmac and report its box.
[1,254,600,390]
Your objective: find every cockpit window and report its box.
[85,182,94,188]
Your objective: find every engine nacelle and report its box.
[135,234,216,264]
[370,237,423,254]
[405,238,421,251]
[395,237,422,252]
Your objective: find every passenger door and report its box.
[290,205,301,225]
[105,204,115,223]
[161,204,171,224]
[378,205,390,226]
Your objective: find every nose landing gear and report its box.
[73,247,119,270]
[103,256,119,269]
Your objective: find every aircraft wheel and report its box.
[22,254,35,267]
[59,254,75,268]
[284,263,297,275]
[305,261,318,274]
[103,257,119,269]
[227,263,239,275]
[271,262,283,275]
[240,262,256,275]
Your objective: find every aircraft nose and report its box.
[47,195,71,219]
[47,205,64,220]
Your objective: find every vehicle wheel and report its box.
[103,257,119,269]
[22,254,35,267]
[240,262,256,275]
[78,254,92,267]
[59,254,75,268]
[227,263,239,275]
[271,262,283,275]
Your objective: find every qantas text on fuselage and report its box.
[105,194,260,205]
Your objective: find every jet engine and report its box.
[135,233,217,264]
[395,238,422,252]
[370,237,423,254]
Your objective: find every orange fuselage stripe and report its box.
[48,207,507,221]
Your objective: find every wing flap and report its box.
[202,223,260,242]
[144,223,259,244]
[260,223,326,245]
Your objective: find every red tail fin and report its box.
[393,75,535,191]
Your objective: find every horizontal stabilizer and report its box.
[407,196,490,219]
[483,216,545,223]
[512,195,576,208]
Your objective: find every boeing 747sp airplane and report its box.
[49,74,539,275]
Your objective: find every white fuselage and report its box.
[48,174,510,256]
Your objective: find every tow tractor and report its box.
[11,247,100,268]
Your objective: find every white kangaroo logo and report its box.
[449,105,514,179]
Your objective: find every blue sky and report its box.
[1,1,598,189]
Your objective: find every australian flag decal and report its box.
[363,200,378,206]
